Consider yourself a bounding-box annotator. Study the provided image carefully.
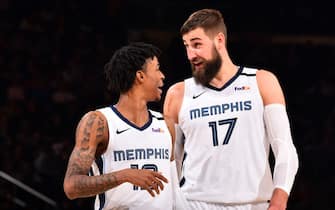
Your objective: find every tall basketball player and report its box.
[163,9,299,210]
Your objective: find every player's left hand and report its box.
[268,204,286,210]
[268,188,288,210]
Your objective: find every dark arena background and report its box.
[0,0,334,209]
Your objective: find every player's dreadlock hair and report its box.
[104,42,161,94]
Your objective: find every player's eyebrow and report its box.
[183,37,202,46]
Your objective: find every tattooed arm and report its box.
[63,111,168,199]
[63,111,117,199]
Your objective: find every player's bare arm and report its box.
[257,69,299,210]
[63,111,115,199]
[164,116,176,161]
[164,82,185,172]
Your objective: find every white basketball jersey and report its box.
[91,106,173,210]
[178,67,274,204]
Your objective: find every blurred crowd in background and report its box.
[0,1,334,210]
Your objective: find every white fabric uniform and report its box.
[91,106,173,210]
[178,67,273,204]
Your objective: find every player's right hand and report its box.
[124,168,168,197]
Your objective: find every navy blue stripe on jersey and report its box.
[206,66,243,91]
[151,112,164,120]
[240,72,256,76]
[110,105,152,130]
[89,167,93,176]
[96,156,103,174]
[180,152,187,187]
[96,156,106,210]
[180,177,185,187]
[98,193,105,210]
[153,116,164,120]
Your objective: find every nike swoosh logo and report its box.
[192,91,206,99]
[116,128,130,134]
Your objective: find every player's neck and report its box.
[115,94,149,127]
[209,61,238,88]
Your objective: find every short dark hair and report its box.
[104,42,161,94]
[180,9,227,39]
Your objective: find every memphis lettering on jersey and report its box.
[114,148,169,161]
[189,100,252,120]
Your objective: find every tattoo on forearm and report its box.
[73,173,119,196]
[66,161,86,176]
[66,149,95,177]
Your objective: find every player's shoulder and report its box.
[167,81,185,93]
[76,110,109,145]
[165,81,185,101]
[256,69,280,85]
[80,110,107,122]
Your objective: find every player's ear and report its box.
[214,32,226,49]
[136,70,145,82]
